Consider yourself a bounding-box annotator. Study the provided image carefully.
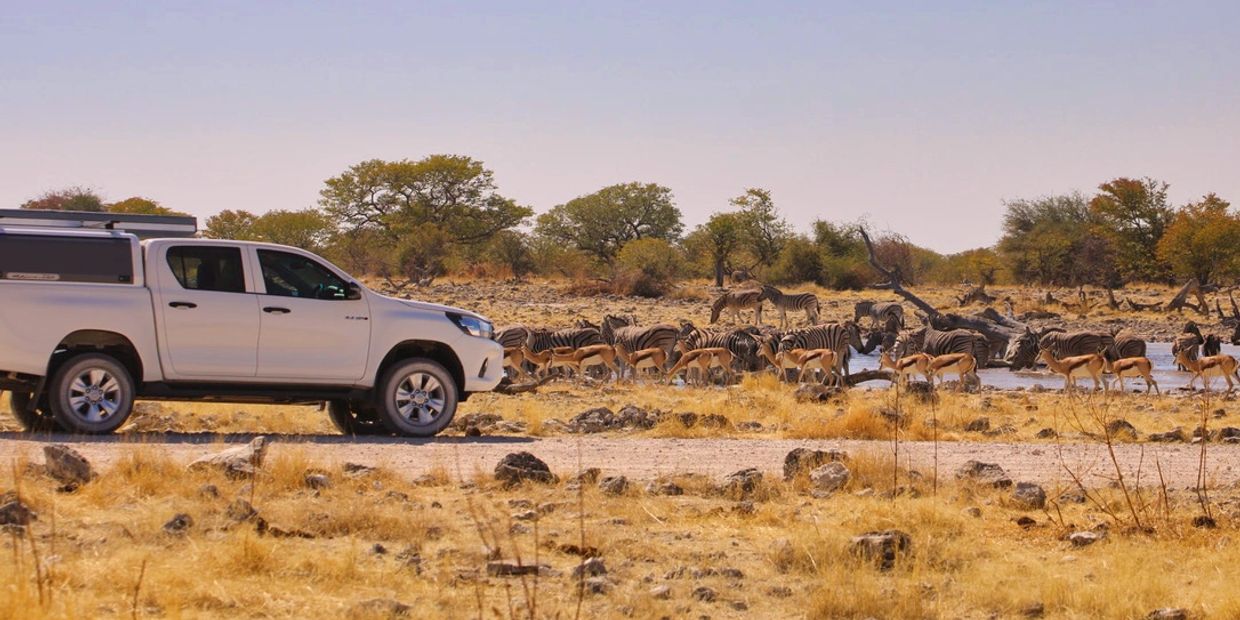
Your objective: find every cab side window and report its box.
[257,250,348,300]
[167,246,247,293]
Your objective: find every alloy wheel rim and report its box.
[394,372,446,427]
[67,368,122,423]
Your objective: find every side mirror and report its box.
[345,282,363,300]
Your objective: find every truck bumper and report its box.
[462,339,505,393]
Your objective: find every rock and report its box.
[692,586,718,602]
[1105,419,1138,440]
[1011,482,1047,509]
[304,473,332,490]
[188,437,268,479]
[964,417,991,432]
[955,460,1012,488]
[1035,428,1058,439]
[486,561,548,577]
[736,421,764,432]
[162,513,193,534]
[794,384,842,403]
[808,462,851,494]
[646,481,684,496]
[650,585,672,600]
[1022,602,1046,618]
[675,412,699,428]
[599,476,628,496]
[1014,516,1037,529]
[512,510,538,521]
[371,543,388,555]
[1145,608,1189,620]
[0,492,37,528]
[615,405,660,429]
[452,413,503,432]
[783,448,847,481]
[348,598,412,618]
[343,462,376,477]
[572,557,607,578]
[851,530,912,570]
[1068,530,1105,547]
[699,413,731,429]
[1192,515,1217,529]
[198,484,220,498]
[567,407,615,433]
[963,506,982,518]
[1148,428,1185,442]
[722,468,763,499]
[494,452,557,486]
[730,600,749,611]
[877,407,909,427]
[225,498,258,522]
[767,586,793,598]
[573,468,601,485]
[44,444,93,487]
[583,576,611,595]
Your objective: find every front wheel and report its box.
[375,359,459,437]
[326,400,390,436]
[7,391,61,433]
[47,354,136,434]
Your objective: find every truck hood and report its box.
[376,294,489,322]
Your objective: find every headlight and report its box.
[448,313,493,339]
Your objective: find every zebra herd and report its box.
[496,286,1240,393]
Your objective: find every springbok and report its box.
[779,348,839,385]
[612,343,667,381]
[502,346,532,380]
[522,344,619,380]
[1104,356,1159,394]
[879,351,933,387]
[1038,347,1106,393]
[928,352,979,391]
[1174,349,1240,392]
[667,345,734,386]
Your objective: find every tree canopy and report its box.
[534,182,683,264]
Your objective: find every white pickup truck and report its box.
[0,223,504,436]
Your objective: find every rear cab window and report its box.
[166,246,247,293]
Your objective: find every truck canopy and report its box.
[0,208,197,239]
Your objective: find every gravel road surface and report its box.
[3,433,1237,489]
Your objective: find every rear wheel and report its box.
[375,359,458,437]
[6,391,61,433]
[47,354,135,434]
[326,400,389,436]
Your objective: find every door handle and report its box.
[169,301,197,309]
[263,306,291,314]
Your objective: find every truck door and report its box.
[250,248,371,381]
[155,244,260,377]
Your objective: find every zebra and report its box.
[758,285,820,328]
[710,289,763,325]
[778,322,859,380]
[600,315,678,376]
[677,321,762,373]
[1037,331,1114,362]
[1106,328,1147,361]
[1004,327,1067,371]
[494,325,530,349]
[894,325,990,365]
[853,301,904,330]
[525,327,604,352]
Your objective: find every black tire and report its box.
[47,354,136,434]
[326,400,390,436]
[374,359,459,437]
[7,391,61,433]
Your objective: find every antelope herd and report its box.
[495,284,1240,394]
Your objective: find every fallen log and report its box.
[844,369,895,386]
[493,376,555,395]
[1167,279,1209,315]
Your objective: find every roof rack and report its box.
[0,209,198,239]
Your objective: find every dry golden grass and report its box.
[1,444,1237,619]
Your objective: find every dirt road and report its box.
[3,432,1237,489]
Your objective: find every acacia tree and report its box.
[1156,193,1240,285]
[319,155,531,282]
[20,187,105,212]
[998,193,1117,286]
[1089,177,1175,282]
[107,197,187,216]
[730,188,790,272]
[684,212,744,287]
[534,182,683,265]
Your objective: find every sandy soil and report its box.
[4,433,1237,490]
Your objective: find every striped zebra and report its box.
[778,322,859,380]
[853,301,904,330]
[494,325,530,349]
[1037,331,1114,362]
[758,285,820,328]
[894,325,990,365]
[600,315,679,374]
[1172,332,1203,371]
[710,289,764,325]
[525,326,604,352]
[677,322,762,372]
[1106,329,1147,361]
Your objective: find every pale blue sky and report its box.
[2,1,1237,252]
